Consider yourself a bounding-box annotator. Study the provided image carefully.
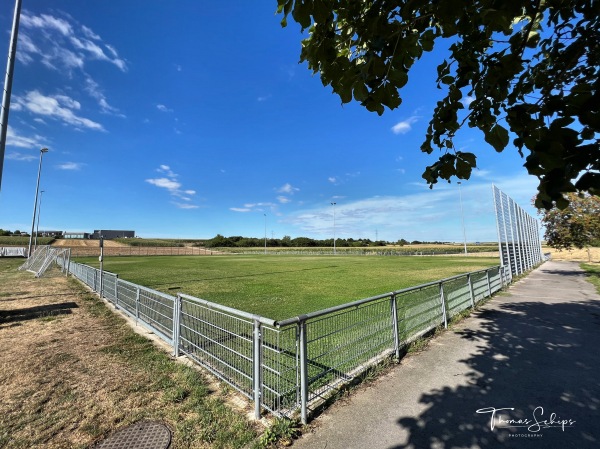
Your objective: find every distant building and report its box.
[38,230,63,237]
[92,230,135,239]
[64,232,91,239]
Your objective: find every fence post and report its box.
[135,286,140,325]
[253,318,263,420]
[173,294,182,357]
[467,274,475,308]
[486,269,492,298]
[390,294,400,361]
[114,274,119,309]
[299,319,309,425]
[440,282,448,328]
[93,269,97,293]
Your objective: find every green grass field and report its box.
[77,255,499,320]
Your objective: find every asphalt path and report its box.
[293,260,600,449]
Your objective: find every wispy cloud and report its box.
[276,183,299,195]
[156,104,173,113]
[6,126,45,149]
[283,173,539,242]
[145,165,198,209]
[85,77,124,116]
[19,11,127,72]
[391,116,420,135]
[6,152,37,161]
[13,90,104,131]
[56,162,84,170]
[230,202,276,213]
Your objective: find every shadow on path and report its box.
[392,295,600,449]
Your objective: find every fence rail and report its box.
[57,257,511,423]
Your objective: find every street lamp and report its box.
[457,181,467,255]
[34,190,44,248]
[27,147,48,257]
[331,202,336,255]
[264,213,267,255]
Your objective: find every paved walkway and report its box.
[294,261,600,449]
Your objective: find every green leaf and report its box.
[484,124,509,152]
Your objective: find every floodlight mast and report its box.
[458,182,467,255]
[27,148,48,257]
[331,202,336,255]
[0,0,23,194]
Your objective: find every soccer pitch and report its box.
[77,254,500,320]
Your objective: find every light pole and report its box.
[457,181,467,255]
[27,148,48,257]
[34,190,44,248]
[264,213,267,255]
[331,202,336,255]
[0,0,23,194]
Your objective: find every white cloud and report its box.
[81,25,100,41]
[6,152,37,161]
[56,162,83,170]
[462,96,476,107]
[391,116,420,135]
[277,183,299,194]
[6,126,45,149]
[145,166,198,209]
[156,104,173,113]
[328,177,338,184]
[85,77,123,116]
[230,207,252,212]
[174,203,199,210]
[21,13,73,36]
[277,196,291,204]
[13,90,104,131]
[146,177,181,191]
[283,173,539,242]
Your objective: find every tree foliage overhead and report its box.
[277,0,599,208]
[538,193,600,250]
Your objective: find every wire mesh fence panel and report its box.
[261,325,298,416]
[138,288,174,344]
[101,272,118,303]
[444,276,472,318]
[179,298,255,399]
[488,267,503,294]
[396,284,444,344]
[116,280,138,318]
[303,297,394,404]
[472,271,489,302]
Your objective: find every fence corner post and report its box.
[440,282,448,329]
[173,294,182,357]
[486,269,492,298]
[390,294,400,361]
[253,318,263,420]
[299,319,309,425]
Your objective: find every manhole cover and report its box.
[94,421,171,449]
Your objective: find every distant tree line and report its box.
[203,234,451,248]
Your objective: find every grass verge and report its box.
[0,258,258,449]
[581,263,600,294]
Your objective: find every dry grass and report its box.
[542,246,600,263]
[0,259,258,449]
[51,239,127,248]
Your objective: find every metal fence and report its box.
[57,257,509,423]
[492,185,543,278]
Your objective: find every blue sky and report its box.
[0,1,541,242]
